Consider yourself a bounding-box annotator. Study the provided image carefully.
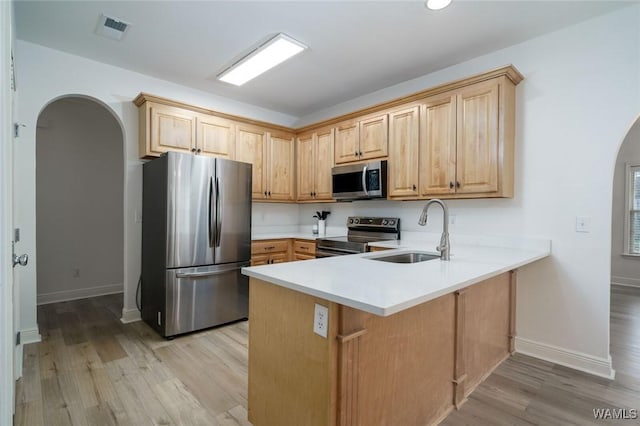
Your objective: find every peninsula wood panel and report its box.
[461,272,510,397]
[196,114,235,159]
[267,133,295,201]
[420,94,457,196]
[248,279,338,426]
[339,295,456,426]
[388,106,420,198]
[455,80,499,194]
[235,124,267,200]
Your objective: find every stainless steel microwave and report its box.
[332,160,387,201]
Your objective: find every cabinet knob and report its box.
[313,192,316,197]
[268,191,271,196]
[264,191,267,196]
[196,148,201,154]
[456,181,461,188]
[359,151,363,157]
[449,182,454,189]
[412,184,416,191]
[191,148,196,153]
[354,151,358,157]
[310,192,313,196]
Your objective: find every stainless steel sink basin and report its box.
[367,251,440,264]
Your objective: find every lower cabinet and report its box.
[250,239,291,265]
[251,238,316,265]
[248,271,516,426]
[293,239,316,260]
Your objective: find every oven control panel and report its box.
[347,216,400,230]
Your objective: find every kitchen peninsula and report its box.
[241,237,550,426]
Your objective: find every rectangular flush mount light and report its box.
[217,33,307,86]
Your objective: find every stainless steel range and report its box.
[315,216,400,257]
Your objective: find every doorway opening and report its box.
[610,115,640,383]
[35,96,124,306]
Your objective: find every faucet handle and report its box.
[436,246,441,252]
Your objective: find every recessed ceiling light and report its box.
[217,33,307,86]
[425,0,453,11]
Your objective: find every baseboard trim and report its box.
[19,327,41,345]
[515,337,615,380]
[121,308,141,324]
[611,276,640,288]
[37,283,123,305]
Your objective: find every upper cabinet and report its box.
[297,128,334,202]
[135,65,521,203]
[196,114,235,159]
[388,106,420,198]
[334,113,388,165]
[235,124,295,202]
[419,77,513,199]
[139,102,197,156]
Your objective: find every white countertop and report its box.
[242,236,551,316]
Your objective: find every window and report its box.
[626,165,640,255]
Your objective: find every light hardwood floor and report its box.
[14,286,640,425]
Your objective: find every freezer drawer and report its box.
[164,262,249,337]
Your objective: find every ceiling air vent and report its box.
[95,14,131,41]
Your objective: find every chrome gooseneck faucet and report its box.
[418,199,450,260]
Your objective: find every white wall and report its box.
[13,39,298,331]
[297,5,640,377]
[36,98,124,304]
[611,119,640,288]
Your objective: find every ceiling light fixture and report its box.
[217,33,307,86]
[425,0,453,11]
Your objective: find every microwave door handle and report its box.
[362,165,369,196]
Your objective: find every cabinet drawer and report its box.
[293,240,316,255]
[252,240,290,254]
[294,253,315,261]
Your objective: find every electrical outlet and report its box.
[313,303,329,338]
[576,216,590,233]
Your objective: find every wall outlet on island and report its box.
[313,303,328,338]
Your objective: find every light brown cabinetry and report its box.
[196,114,235,159]
[293,239,316,260]
[137,100,236,159]
[236,126,295,202]
[419,78,512,198]
[388,106,421,198]
[248,271,515,426]
[368,246,392,252]
[251,239,292,265]
[138,102,197,157]
[334,113,388,165]
[297,128,334,201]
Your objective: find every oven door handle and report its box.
[316,247,362,256]
[362,165,369,196]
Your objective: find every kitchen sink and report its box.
[367,251,440,264]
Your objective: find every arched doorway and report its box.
[35,96,124,306]
[610,115,640,382]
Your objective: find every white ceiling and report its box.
[14,1,633,118]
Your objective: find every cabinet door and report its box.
[268,133,295,201]
[236,124,267,200]
[420,94,457,196]
[270,252,290,264]
[359,114,388,160]
[149,103,196,155]
[196,115,235,159]
[334,121,359,164]
[456,81,499,194]
[296,134,315,201]
[314,128,334,200]
[251,254,269,266]
[388,107,420,198]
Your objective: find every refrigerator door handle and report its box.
[209,176,216,248]
[215,176,222,247]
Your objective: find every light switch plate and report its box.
[313,303,329,338]
[576,216,590,233]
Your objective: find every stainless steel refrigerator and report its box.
[141,152,251,338]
